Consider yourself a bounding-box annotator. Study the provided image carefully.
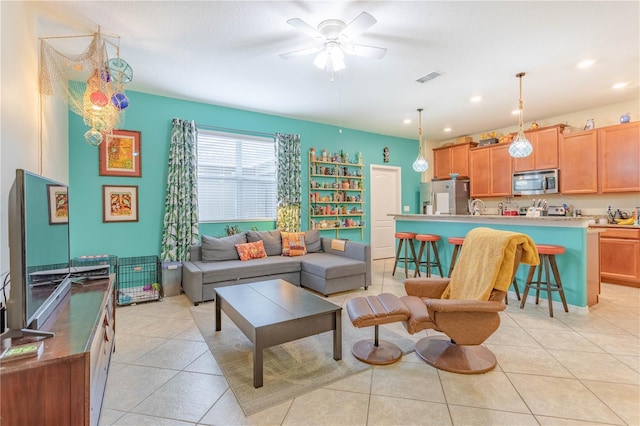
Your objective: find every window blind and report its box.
[197,130,276,221]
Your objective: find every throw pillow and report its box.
[235,240,268,261]
[304,229,322,253]
[282,231,307,256]
[246,229,282,256]
[201,233,247,262]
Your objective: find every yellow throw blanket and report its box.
[443,227,539,300]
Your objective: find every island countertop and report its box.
[390,214,592,228]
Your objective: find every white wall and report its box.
[424,99,640,216]
[0,2,69,297]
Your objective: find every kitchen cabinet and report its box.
[309,150,365,238]
[559,122,639,194]
[513,124,564,172]
[433,141,477,179]
[559,129,599,194]
[599,121,640,193]
[598,227,640,287]
[469,143,512,197]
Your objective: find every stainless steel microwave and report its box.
[512,169,559,195]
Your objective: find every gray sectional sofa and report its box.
[181,229,371,305]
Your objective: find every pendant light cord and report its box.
[417,108,424,155]
[517,72,526,136]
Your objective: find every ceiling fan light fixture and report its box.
[314,44,345,72]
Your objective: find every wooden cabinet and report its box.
[599,121,640,193]
[513,125,564,172]
[309,151,365,238]
[559,129,599,194]
[599,227,640,287]
[470,143,512,197]
[559,122,639,194]
[433,141,477,179]
[1,277,116,426]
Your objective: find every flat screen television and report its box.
[2,169,72,338]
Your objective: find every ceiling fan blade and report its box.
[279,46,323,60]
[340,12,377,40]
[342,43,387,59]
[286,18,324,40]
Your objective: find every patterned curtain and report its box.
[160,119,199,261]
[275,133,301,231]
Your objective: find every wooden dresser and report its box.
[0,276,116,426]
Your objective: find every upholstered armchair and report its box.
[400,227,539,374]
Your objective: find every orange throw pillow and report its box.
[282,231,307,256]
[235,240,268,261]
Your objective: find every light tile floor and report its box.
[100,259,640,425]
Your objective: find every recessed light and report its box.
[403,119,412,124]
[470,96,482,103]
[444,127,452,132]
[577,59,596,69]
[612,82,628,89]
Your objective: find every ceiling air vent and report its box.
[416,71,443,84]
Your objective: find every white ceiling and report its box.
[35,1,639,141]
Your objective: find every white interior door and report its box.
[370,165,401,259]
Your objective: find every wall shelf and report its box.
[309,150,365,239]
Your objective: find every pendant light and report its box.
[508,72,533,158]
[412,108,429,172]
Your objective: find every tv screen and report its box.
[4,169,72,337]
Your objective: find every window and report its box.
[197,129,276,221]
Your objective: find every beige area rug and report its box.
[191,305,416,416]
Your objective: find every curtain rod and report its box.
[196,123,274,139]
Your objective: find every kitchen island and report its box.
[391,214,600,311]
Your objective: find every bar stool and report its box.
[392,232,418,278]
[447,237,465,277]
[447,236,520,303]
[520,244,568,317]
[414,234,443,277]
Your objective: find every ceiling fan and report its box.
[279,12,387,72]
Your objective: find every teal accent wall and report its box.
[69,90,419,259]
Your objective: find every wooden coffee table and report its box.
[214,279,342,388]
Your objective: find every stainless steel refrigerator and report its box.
[430,179,470,215]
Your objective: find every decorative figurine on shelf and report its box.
[584,119,595,130]
[321,149,327,161]
[357,151,363,164]
[620,113,631,123]
[530,121,539,129]
[383,146,389,163]
[310,147,316,161]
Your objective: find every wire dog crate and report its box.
[117,255,161,305]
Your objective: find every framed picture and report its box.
[103,185,138,223]
[99,130,141,177]
[47,185,68,225]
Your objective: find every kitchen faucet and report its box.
[469,198,486,215]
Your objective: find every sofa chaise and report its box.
[182,229,371,305]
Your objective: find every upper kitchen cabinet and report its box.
[433,141,477,179]
[512,124,564,172]
[599,121,640,193]
[469,143,512,197]
[559,121,639,194]
[559,129,599,194]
